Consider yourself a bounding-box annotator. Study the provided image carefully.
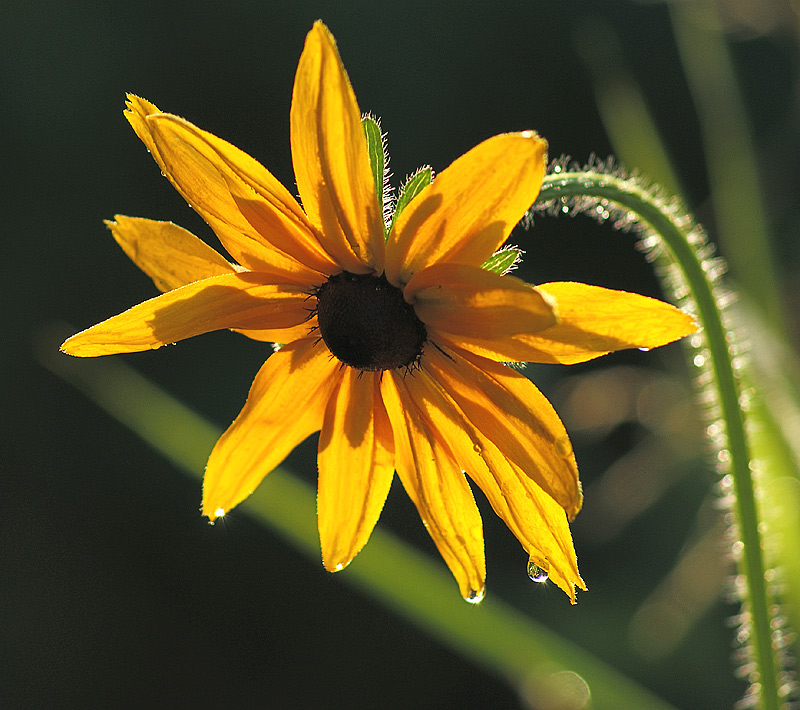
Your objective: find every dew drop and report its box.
[465,588,485,604]
[638,346,651,352]
[528,561,549,583]
[473,443,482,454]
[334,562,345,572]
[214,508,226,518]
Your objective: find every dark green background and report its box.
[5,1,798,707]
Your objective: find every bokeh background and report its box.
[5,1,799,708]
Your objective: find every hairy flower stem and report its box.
[535,170,779,710]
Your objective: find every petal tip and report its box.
[202,491,229,522]
[59,334,89,358]
[464,586,486,604]
[310,19,334,40]
[124,93,159,118]
[205,506,227,524]
[322,557,351,573]
[519,129,547,145]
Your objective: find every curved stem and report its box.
[536,172,778,710]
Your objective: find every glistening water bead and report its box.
[315,272,427,371]
[528,561,549,583]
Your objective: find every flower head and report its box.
[62,22,696,602]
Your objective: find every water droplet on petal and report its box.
[465,588,485,604]
[638,346,651,352]
[473,443,482,454]
[334,562,345,572]
[528,561,549,583]
[208,508,226,526]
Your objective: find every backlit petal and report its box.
[126,96,288,275]
[318,369,395,572]
[405,262,556,339]
[145,112,339,277]
[404,368,584,601]
[453,282,698,364]
[203,338,342,518]
[423,346,582,519]
[235,321,316,344]
[61,272,311,357]
[382,372,485,601]
[385,132,546,285]
[290,22,385,274]
[107,216,315,293]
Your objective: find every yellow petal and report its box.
[108,217,322,346]
[317,369,395,572]
[235,321,316,344]
[203,337,342,518]
[107,216,235,292]
[145,112,340,277]
[126,96,283,275]
[423,345,582,520]
[454,282,698,364]
[405,263,556,339]
[61,272,311,357]
[404,368,584,601]
[124,95,164,170]
[384,131,546,286]
[290,22,385,274]
[382,372,486,601]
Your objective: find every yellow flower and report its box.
[62,22,696,603]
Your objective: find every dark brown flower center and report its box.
[315,272,427,371]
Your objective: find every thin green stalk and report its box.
[536,171,779,710]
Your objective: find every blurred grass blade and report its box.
[737,305,800,659]
[573,19,682,196]
[40,329,677,710]
[669,1,786,333]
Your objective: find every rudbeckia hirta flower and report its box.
[62,22,696,603]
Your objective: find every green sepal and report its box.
[361,116,387,237]
[389,166,433,235]
[481,247,523,274]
